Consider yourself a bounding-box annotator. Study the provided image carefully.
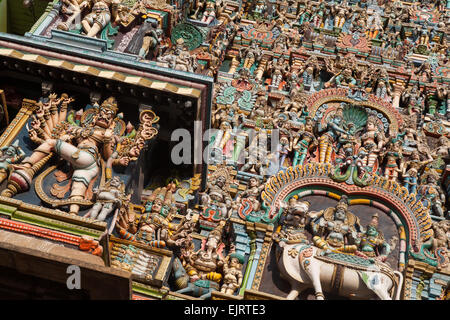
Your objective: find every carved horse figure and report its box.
[276,242,403,300]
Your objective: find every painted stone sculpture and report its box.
[2,94,158,217]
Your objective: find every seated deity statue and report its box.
[184,222,226,287]
[309,195,362,254]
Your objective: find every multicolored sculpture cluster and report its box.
[0,0,449,300]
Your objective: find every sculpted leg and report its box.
[86,23,102,37]
[69,181,88,215]
[97,203,114,221]
[86,202,102,219]
[17,139,57,168]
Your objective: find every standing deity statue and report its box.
[416,169,446,218]
[359,116,386,171]
[402,150,433,194]
[275,131,292,169]
[401,86,424,115]
[380,138,403,181]
[268,57,290,89]
[240,130,269,176]
[200,0,217,24]
[317,105,348,163]
[332,3,349,28]
[210,120,233,161]
[310,2,325,28]
[292,118,317,167]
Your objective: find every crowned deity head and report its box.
[335,196,349,221]
[95,97,118,129]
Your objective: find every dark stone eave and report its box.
[0,32,214,110]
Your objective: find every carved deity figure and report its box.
[309,195,361,254]
[268,57,289,89]
[359,116,386,171]
[201,168,233,219]
[134,21,163,60]
[366,11,383,39]
[235,177,264,213]
[185,222,225,286]
[140,187,176,244]
[174,47,197,73]
[275,133,292,169]
[332,3,348,28]
[334,68,356,87]
[81,0,114,38]
[238,41,262,70]
[116,187,190,249]
[317,105,348,163]
[201,0,217,24]
[5,93,159,216]
[84,176,126,221]
[9,97,122,214]
[58,0,91,31]
[431,136,450,162]
[274,197,311,244]
[211,120,233,161]
[240,131,269,176]
[401,86,424,115]
[431,220,450,253]
[0,140,25,185]
[416,169,446,218]
[359,214,397,262]
[292,118,317,167]
[381,139,403,181]
[402,150,433,194]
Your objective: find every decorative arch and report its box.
[261,164,433,253]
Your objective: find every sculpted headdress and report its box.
[100,97,119,114]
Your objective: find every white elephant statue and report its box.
[276,241,404,300]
